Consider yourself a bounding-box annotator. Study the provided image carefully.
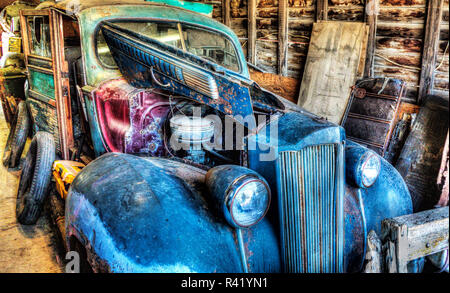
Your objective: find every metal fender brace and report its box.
[237,228,249,273]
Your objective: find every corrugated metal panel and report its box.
[277,144,344,273]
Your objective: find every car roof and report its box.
[58,0,249,85]
[44,0,209,15]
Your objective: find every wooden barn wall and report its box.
[434,0,449,98]
[374,0,426,102]
[198,0,450,103]
[199,0,450,103]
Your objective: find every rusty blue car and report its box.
[9,0,415,273]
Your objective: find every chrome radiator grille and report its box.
[277,144,344,273]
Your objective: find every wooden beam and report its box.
[364,0,378,77]
[278,0,289,76]
[222,0,231,27]
[247,0,257,64]
[381,206,449,273]
[315,0,328,22]
[51,10,74,159]
[418,0,444,104]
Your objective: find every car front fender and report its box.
[343,141,413,272]
[66,153,245,273]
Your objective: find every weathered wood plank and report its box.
[329,0,364,5]
[364,0,378,77]
[231,18,248,37]
[376,37,423,53]
[257,7,278,18]
[211,1,223,21]
[287,44,308,78]
[418,0,444,103]
[289,0,314,7]
[223,0,231,26]
[376,22,424,39]
[374,53,422,68]
[230,0,248,18]
[288,19,314,41]
[248,0,257,63]
[256,18,279,31]
[379,0,426,6]
[384,207,449,264]
[288,7,315,18]
[297,21,369,124]
[440,26,449,41]
[434,40,449,93]
[358,26,370,77]
[407,219,449,260]
[374,37,423,71]
[373,66,419,84]
[378,7,426,23]
[278,0,288,76]
[256,40,278,72]
[328,7,365,22]
[384,207,449,263]
[316,0,328,21]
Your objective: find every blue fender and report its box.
[343,141,413,272]
[65,152,281,272]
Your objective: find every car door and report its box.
[100,21,256,130]
[19,9,73,159]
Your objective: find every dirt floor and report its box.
[0,106,63,273]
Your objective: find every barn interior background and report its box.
[193,0,449,105]
[1,0,448,106]
[0,0,448,274]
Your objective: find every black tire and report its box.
[16,131,55,225]
[2,101,30,168]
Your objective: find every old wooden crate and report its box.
[381,206,449,273]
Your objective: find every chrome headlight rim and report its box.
[360,151,381,188]
[224,175,271,228]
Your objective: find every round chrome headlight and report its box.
[206,165,271,228]
[346,146,381,188]
[361,152,381,187]
[226,178,271,228]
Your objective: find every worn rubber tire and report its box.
[2,101,30,168]
[16,132,55,225]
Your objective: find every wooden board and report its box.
[297,21,368,124]
[381,206,449,273]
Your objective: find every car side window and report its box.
[97,21,182,68]
[27,16,51,58]
[181,24,239,73]
[96,20,240,73]
[96,30,116,68]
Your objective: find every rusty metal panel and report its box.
[341,77,405,156]
[395,95,449,212]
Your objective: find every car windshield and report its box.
[97,20,240,73]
